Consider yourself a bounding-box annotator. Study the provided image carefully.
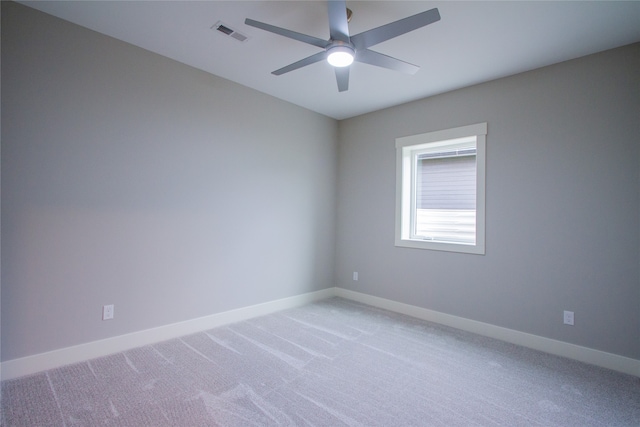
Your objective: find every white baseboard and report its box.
[1,288,335,381]
[3,287,638,381]
[335,288,640,377]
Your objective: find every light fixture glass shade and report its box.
[327,46,354,67]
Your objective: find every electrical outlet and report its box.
[353,272,358,281]
[103,304,114,321]
[563,310,574,326]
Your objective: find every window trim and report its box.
[395,123,487,254]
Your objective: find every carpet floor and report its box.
[2,297,639,426]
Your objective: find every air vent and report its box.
[212,21,248,42]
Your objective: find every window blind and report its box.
[416,154,476,210]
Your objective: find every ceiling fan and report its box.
[245,1,441,92]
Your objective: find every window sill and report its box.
[395,237,485,255]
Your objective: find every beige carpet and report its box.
[2,297,639,426]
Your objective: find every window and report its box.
[395,123,487,254]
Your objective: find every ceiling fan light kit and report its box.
[245,1,440,92]
[327,44,355,67]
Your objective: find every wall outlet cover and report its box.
[103,304,114,321]
[563,310,574,325]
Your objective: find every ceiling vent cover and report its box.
[212,21,248,42]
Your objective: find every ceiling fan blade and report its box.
[245,18,330,49]
[272,51,328,75]
[327,0,350,43]
[335,66,350,92]
[351,8,440,50]
[355,49,419,74]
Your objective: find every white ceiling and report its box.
[20,1,640,120]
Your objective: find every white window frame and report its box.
[395,123,487,254]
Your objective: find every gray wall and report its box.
[336,43,640,359]
[1,2,337,361]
